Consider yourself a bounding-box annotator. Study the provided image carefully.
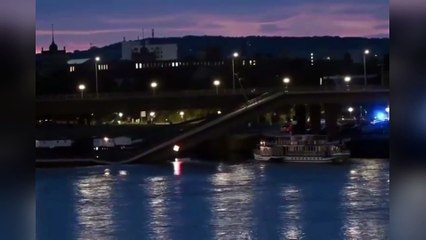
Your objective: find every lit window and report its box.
[172,62,175,67]
[253,60,256,66]
[69,66,75,72]
[135,63,139,69]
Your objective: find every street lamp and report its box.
[149,111,156,124]
[348,107,354,118]
[179,111,185,119]
[213,79,221,95]
[344,76,351,89]
[78,84,86,99]
[232,52,239,94]
[283,77,290,91]
[150,81,158,96]
[363,49,370,86]
[95,56,100,98]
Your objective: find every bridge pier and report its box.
[309,104,321,134]
[294,104,307,134]
[324,103,340,140]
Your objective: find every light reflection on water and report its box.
[280,185,304,239]
[144,176,172,240]
[37,159,389,240]
[74,173,115,240]
[341,159,389,239]
[210,163,256,239]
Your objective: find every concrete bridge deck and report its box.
[37,86,389,117]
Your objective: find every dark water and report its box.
[36,159,389,240]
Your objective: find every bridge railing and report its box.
[36,85,389,101]
[36,88,272,101]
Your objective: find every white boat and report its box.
[36,139,73,149]
[253,134,350,163]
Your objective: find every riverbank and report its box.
[36,126,389,167]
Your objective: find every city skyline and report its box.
[36,0,389,53]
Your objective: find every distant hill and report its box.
[66,36,389,63]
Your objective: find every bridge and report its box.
[81,86,389,164]
[36,86,388,117]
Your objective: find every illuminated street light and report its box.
[217,110,222,115]
[283,77,290,92]
[348,107,354,118]
[213,79,221,95]
[95,56,100,98]
[149,111,156,117]
[232,52,239,94]
[150,81,158,96]
[179,111,185,119]
[78,84,86,99]
[118,112,123,118]
[103,137,109,142]
[344,76,351,89]
[363,49,370,86]
[173,144,180,152]
[344,76,351,83]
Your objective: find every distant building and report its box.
[121,39,178,61]
[37,25,68,77]
[67,58,91,73]
[40,24,67,56]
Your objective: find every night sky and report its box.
[36,0,389,53]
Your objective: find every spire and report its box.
[51,24,55,44]
[49,24,58,52]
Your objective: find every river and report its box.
[36,159,388,240]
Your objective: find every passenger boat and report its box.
[253,134,350,163]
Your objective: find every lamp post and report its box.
[78,84,86,99]
[363,49,369,86]
[232,52,239,94]
[344,76,351,89]
[150,81,158,96]
[95,56,100,98]
[348,107,354,118]
[283,77,290,92]
[213,79,221,95]
[385,106,390,119]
